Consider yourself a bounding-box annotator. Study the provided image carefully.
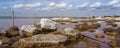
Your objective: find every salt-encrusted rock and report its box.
[18,34,68,48]
[21,25,41,37]
[6,26,19,38]
[21,25,37,33]
[40,18,58,32]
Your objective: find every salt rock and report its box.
[40,18,58,30]
[63,28,81,36]
[19,34,68,47]
[21,25,37,33]
[21,25,42,37]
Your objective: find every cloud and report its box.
[49,2,56,7]
[13,2,41,9]
[41,2,72,10]
[90,2,102,9]
[108,0,119,6]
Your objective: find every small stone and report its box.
[88,29,95,32]
[95,34,105,38]
[108,35,117,40]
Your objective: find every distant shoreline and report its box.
[0,16,91,19]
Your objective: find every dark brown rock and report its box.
[22,31,33,37]
[6,26,19,38]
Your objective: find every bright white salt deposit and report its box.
[51,17,72,21]
[21,25,37,33]
[40,18,58,29]
[95,17,102,19]
[115,18,120,20]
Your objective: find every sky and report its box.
[0,0,120,17]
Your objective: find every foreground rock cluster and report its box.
[0,26,21,48]
[0,18,83,48]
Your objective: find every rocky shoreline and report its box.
[0,18,120,48]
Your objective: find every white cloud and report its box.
[108,0,119,6]
[49,2,56,7]
[90,2,102,8]
[13,3,41,8]
[55,3,68,8]
[42,2,72,10]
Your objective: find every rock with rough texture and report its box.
[21,25,37,33]
[6,26,19,38]
[62,28,81,41]
[18,34,69,48]
[63,28,81,36]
